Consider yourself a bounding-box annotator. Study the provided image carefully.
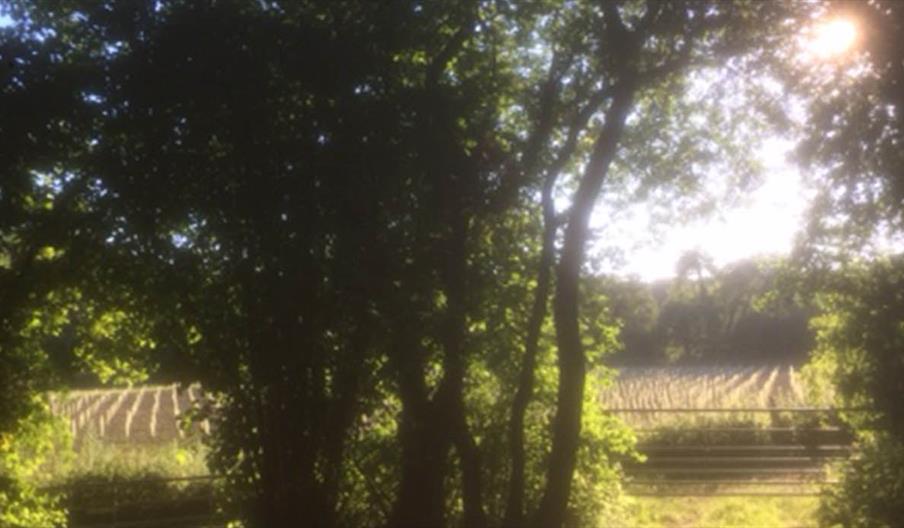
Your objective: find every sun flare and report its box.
[807,18,858,59]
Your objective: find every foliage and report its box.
[786,2,904,525]
[0,400,70,528]
[801,258,904,527]
[598,257,813,364]
[519,322,638,527]
[804,258,904,436]
[795,1,904,254]
[818,434,904,528]
[569,371,638,527]
[0,1,827,527]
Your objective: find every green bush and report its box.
[0,399,70,528]
[802,258,904,527]
[818,434,904,528]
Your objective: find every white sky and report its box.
[591,138,811,282]
[588,16,862,282]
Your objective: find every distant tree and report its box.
[590,278,660,364]
[596,257,813,365]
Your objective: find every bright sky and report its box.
[591,138,811,282]
[591,16,860,282]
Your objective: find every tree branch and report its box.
[425,5,479,91]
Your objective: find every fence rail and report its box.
[53,408,856,522]
[46,474,226,528]
[605,407,869,413]
[620,406,856,497]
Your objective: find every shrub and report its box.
[0,399,71,528]
[818,434,904,528]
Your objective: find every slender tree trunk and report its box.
[320,321,372,528]
[453,406,487,528]
[249,278,330,528]
[503,176,557,528]
[256,381,316,528]
[531,82,636,528]
[440,330,487,528]
[503,51,618,528]
[440,211,488,528]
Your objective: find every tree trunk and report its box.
[531,82,636,528]
[388,8,483,525]
[503,175,557,528]
[441,212,488,528]
[388,404,453,528]
[387,333,453,528]
[320,321,373,528]
[452,398,487,528]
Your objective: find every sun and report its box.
[806,18,858,59]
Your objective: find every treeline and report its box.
[596,255,813,365]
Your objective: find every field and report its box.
[45,387,215,528]
[52,365,816,444]
[50,384,210,444]
[49,366,836,527]
[599,364,824,430]
[602,364,811,410]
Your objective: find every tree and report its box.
[593,257,813,365]
[524,3,801,524]
[789,2,904,525]
[804,258,904,527]
[796,0,904,255]
[1,1,814,527]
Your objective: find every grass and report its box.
[620,495,820,528]
[39,431,218,527]
[65,434,210,481]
